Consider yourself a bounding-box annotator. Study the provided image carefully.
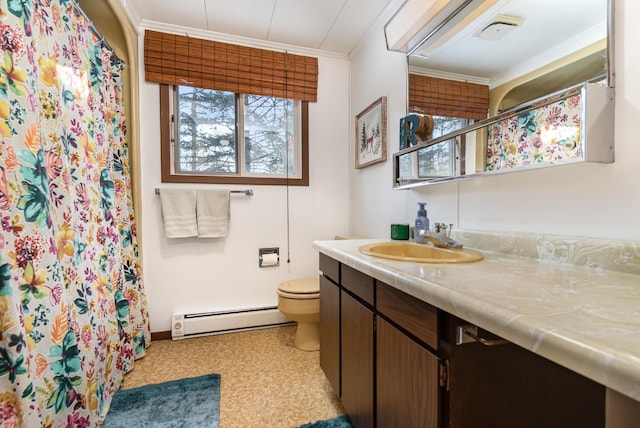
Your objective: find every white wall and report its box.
[349,17,416,238]
[137,31,351,332]
[349,0,640,243]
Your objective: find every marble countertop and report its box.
[313,238,640,402]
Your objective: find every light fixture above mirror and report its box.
[384,0,497,55]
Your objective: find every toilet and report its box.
[277,277,320,351]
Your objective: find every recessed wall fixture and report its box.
[474,14,523,41]
[384,0,499,54]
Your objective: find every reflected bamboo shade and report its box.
[144,30,318,102]
[409,74,489,121]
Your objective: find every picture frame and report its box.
[355,96,387,169]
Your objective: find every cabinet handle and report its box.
[457,325,509,346]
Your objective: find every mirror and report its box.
[393,0,613,188]
[408,0,610,110]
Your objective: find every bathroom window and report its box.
[160,84,309,186]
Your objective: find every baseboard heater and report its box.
[171,306,293,340]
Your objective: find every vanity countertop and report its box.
[313,238,640,402]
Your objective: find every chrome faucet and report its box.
[421,223,463,249]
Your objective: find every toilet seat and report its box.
[277,277,319,300]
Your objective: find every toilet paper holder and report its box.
[259,247,280,267]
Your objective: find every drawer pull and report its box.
[457,325,509,346]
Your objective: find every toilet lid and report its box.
[278,277,319,295]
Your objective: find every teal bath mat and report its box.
[299,414,353,428]
[103,374,220,428]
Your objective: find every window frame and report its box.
[160,84,309,186]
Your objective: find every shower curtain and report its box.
[0,1,149,426]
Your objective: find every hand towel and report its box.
[196,189,230,238]
[159,189,197,238]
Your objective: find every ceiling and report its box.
[120,0,607,89]
[125,0,399,54]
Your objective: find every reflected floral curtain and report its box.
[0,0,149,427]
[486,95,582,171]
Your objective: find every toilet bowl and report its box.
[277,277,320,351]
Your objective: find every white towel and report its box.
[159,189,197,238]
[196,189,230,238]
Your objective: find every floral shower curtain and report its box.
[0,1,149,427]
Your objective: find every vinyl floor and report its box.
[119,325,344,427]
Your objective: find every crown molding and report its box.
[138,20,350,61]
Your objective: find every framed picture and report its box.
[355,96,387,169]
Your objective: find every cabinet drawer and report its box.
[342,264,375,306]
[319,253,339,284]
[377,282,438,350]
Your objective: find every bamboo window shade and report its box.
[144,30,319,102]
[408,74,489,121]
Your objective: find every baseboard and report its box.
[171,307,291,339]
[151,331,171,341]
[150,322,294,342]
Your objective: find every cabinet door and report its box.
[341,291,375,428]
[447,338,605,428]
[377,317,439,428]
[319,274,340,396]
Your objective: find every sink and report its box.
[358,242,483,264]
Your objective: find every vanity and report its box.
[314,237,640,427]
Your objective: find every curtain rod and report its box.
[71,0,124,64]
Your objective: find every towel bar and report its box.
[155,188,253,196]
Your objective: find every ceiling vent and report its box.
[475,14,524,41]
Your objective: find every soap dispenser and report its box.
[414,202,429,244]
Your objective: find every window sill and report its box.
[161,173,309,187]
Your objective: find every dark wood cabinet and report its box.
[318,253,605,428]
[376,281,440,428]
[444,318,605,428]
[377,317,439,428]
[319,274,340,396]
[376,281,438,349]
[319,252,375,426]
[319,253,339,284]
[341,291,375,428]
[341,264,374,305]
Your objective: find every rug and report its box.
[299,414,353,428]
[102,374,220,428]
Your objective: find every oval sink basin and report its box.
[359,242,483,264]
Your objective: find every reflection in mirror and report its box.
[408,0,609,97]
[394,0,612,187]
[399,117,469,179]
[395,82,614,188]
